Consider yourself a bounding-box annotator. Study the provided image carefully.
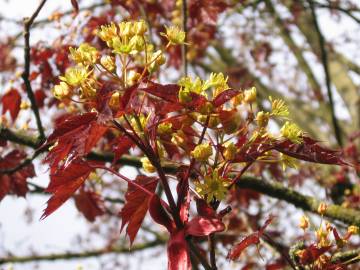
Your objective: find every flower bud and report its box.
[244,86,256,103]
[299,215,309,230]
[317,202,327,215]
[141,157,156,173]
[223,142,236,160]
[161,25,186,45]
[100,55,116,72]
[191,143,213,162]
[109,91,120,109]
[256,111,270,128]
[52,82,70,99]
[157,122,173,135]
[134,20,147,35]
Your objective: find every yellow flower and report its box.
[52,82,71,99]
[191,143,213,162]
[118,21,134,38]
[111,36,133,55]
[126,70,141,86]
[161,25,186,45]
[223,142,237,160]
[204,72,229,97]
[178,87,192,103]
[79,77,97,98]
[299,215,310,230]
[317,202,327,215]
[129,35,145,52]
[270,96,289,117]
[69,43,98,65]
[171,130,186,148]
[244,86,257,103]
[280,153,298,171]
[347,225,359,235]
[141,157,156,173]
[133,20,147,35]
[157,122,173,135]
[255,111,270,128]
[97,23,118,43]
[195,170,230,203]
[109,91,120,109]
[60,66,91,87]
[100,55,116,72]
[20,101,30,110]
[280,121,303,144]
[149,50,166,71]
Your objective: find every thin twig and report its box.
[182,0,188,76]
[308,0,343,146]
[21,0,47,142]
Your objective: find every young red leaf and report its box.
[70,0,79,13]
[195,198,217,218]
[41,159,93,219]
[148,194,175,233]
[112,136,134,163]
[140,82,179,103]
[1,88,21,121]
[47,112,98,143]
[44,112,107,172]
[120,175,158,245]
[74,189,105,222]
[185,216,225,237]
[298,244,332,265]
[228,216,274,260]
[275,137,347,165]
[0,150,35,201]
[167,229,191,270]
[212,89,239,107]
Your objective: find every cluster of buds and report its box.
[177,72,229,103]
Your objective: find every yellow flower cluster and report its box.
[177,72,229,103]
[280,121,303,144]
[160,25,186,45]
[191,143,213,162]
[195,170,230,203]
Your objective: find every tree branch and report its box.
[3,128,360,227]
[0,239,165,265]
[21,0,47,142]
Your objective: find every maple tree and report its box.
[0,0,360,269]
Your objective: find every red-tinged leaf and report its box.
[71,0,79,13]
[148,195,175,233]
[275,137,347,165]
[1,88,21,121]
[47,112,98,142]
[168,229,191,270]
[44,112,107,172]
[298,244,332,265]
[119,84,139,112]
[120,175,158,245]
[228,233,260,260]
[140,82,179,103]
[34,89,46,108]
[74,189,105,222]
[196,198,217,218]
[41,159,93,219]
[0,150,35,201]
[265,262,286,270]
[112,136,134,163]
[228,216,274,260]
[185,216,225,237]
[212,89,240,107]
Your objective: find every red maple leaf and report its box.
[74,188,105,222]
[44,112,107,172]
[1,88,21,121]
[119,175,159,245]
[41,159,94,219]
[0,150,35,201]
[228,216,274,260]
